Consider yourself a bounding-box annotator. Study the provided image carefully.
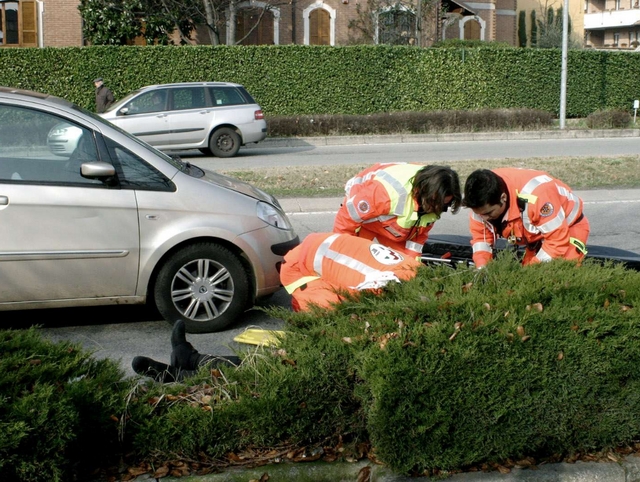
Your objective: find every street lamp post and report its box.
[559,0,569,129]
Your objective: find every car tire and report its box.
[209,128,241,158]
[199,147,213,156]
[154,243,250,333]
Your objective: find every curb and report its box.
[149,454,640,482]
[245,128,640,149]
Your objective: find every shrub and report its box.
[0,328,129,482]
[586,109,631,129]
[123,256,640,475]
[266,109,554,137]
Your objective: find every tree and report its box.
[534,2,580,49]
[530,9,537,47]
[79,0,200,45]
[347,0,438,46]
[518,10,527,47]
[79,0,277,46]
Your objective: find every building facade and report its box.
[0,0,517,48]
[584,0,640,49]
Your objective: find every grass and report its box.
[220,155,640,199]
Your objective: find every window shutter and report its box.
[310,9,330,45]
[21,0,38,47]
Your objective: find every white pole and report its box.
[559,0,569,129]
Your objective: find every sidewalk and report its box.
[277,188,640,215]
[246,127,640,150]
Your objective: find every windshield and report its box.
[102,89,144,114]
[78,105,190,172]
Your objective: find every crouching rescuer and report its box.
[463,168,590,268]
[280,232,422,312]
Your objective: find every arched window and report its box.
[460,15,485,41]
[463,19,481,40]
[377,5,416,45]
[0,1,37,47]
[303,3,336,45]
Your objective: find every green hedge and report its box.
[0,45,638,117]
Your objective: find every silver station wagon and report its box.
[0,87,298,333]
[100,82,267,158]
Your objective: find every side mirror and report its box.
[118,107,130,116]
[81,161,116,178]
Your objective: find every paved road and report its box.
[172,135,640,170]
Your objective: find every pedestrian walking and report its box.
[93,77,114,113]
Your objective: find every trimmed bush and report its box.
[0,328,129,482]
[266,108,554,137]
[586,109,632,129]
[123,256,640,475]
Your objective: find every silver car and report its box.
[0,87,298,333]
[100,82,267,158]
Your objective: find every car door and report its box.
[165,86,210,146]
[0,103,139,303]
[108,89,172,147]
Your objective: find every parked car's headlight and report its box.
[257,201,292,230]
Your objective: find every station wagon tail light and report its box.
[254,110,264,120]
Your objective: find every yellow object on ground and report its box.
[233,328,285,347]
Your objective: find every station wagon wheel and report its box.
[209,127,241,158]
[154,243,250,333]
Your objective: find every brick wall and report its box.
[42,0,83,47]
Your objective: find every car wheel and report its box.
[209,128,241,158]
[154,243,250,333]
[199,147,213,156]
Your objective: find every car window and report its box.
[171,87,206,110]
[125,90,167,115]
[103,136,174,191]
[208,87,248,106]
[0,104,103,186]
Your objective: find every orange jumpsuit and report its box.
[280,232,421,312]
[333,163,440,256]
[469,168,590,268]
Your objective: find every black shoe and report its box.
[170,320,200,370]
[132,356,180,383]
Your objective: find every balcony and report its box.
[584,9,640,29]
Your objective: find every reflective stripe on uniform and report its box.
[521,209,539,234]
[537,207,566,233]
[472,242,492,254]
[313,233,383,278]
[405,240,423,254]
[376,170,410,216]
[536,247,553,262]
[570,237,588,255]
[314,233,341,273]
[345,195,363,223]
[284,275,321,294]
[521,175,552,198]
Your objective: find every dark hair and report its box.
[411,165,462,215]
[462,169,506,208]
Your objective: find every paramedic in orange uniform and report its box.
[333,164,462,257]
[280,232,422,312]
[463,168,590,268]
